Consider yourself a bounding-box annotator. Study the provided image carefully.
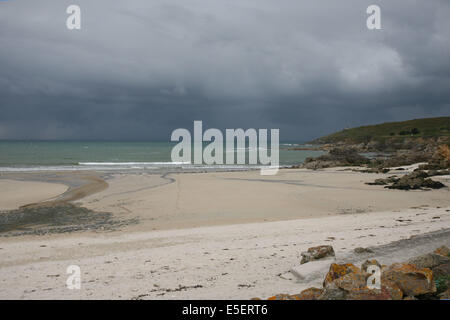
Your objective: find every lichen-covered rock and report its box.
[408,253,450,269]
[318,283,347,300]
[361,259,382,272]
[334,272,367,291]
[346,287,393,300]
[382,280,403,300]
[434,246,450,257]
[432,263,450,278]
[382,263,436,296]
[300,245,335,264]
[264,244,450,301]
[293,287,323,300]
[323,263,360,288]
[321,261,403,300]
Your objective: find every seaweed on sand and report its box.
[0,203,138,237]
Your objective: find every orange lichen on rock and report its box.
[434,245,450,257]
[293,287,323,300]
[381,280,403,300]
[334,272,367,291]
[268,294,298,300]
[346,287,392,300]
[382,263,436,296]
[263,245,449,300]
[323,263,360,287]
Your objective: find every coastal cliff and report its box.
[312,116,450,153]
[302,117,450,170]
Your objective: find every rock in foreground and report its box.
[263,245,450,300]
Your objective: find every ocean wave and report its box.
[0,162,286,172]
[78,162,190,166]
[0,166,86,172]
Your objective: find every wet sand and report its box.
[1,168,450,233]
[0,171,108,208]
[0,179,68,210]
[79,168,450,231]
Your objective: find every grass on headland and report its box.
[313,116,450,145]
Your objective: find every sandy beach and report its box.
[0,167,449,299]
[1,0,450,305]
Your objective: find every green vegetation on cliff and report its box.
[313,117,450,145]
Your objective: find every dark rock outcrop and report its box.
[408,253,450,269]
[366,170,446,190]
[366,176,399,186]
[354,247,374,254]
[385,174,445,190]
[303,148,369,169]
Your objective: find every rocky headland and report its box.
[300,117,450,190]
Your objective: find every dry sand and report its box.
[0,167,449,299]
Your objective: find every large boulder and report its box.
[432,263,450,278]
[434,246,450,257]
[381,280,404,300]
[382,263,436,296]
[346,287,394,300]
[408,253,450,269]
[300,245,335,264]
[318,284,347,300]
[322,263,360,288]
[321,261,403,300]
[333,271,367,291]
[361,259,382,272]
[264,245,450,300]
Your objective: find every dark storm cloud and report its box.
[0,0,449,140]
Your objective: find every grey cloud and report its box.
[0,0,449,141]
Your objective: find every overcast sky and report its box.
[0,0,449,141]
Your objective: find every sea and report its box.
[0,141,324,173]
